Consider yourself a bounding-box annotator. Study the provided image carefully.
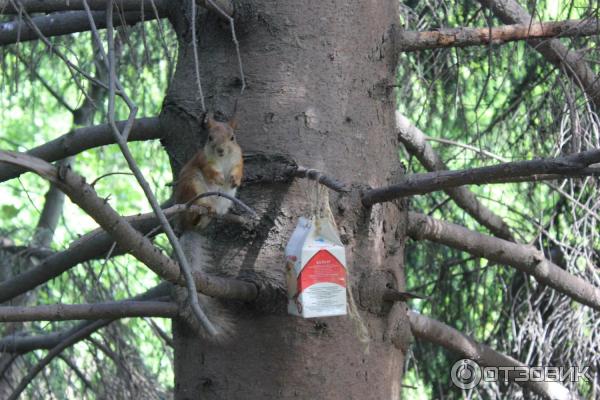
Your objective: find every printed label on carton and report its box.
[285,217,347,318]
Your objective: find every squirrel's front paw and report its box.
[214,173,226,186]
[230,174,241,188]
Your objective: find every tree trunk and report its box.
[161,1,407,398]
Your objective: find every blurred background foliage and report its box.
[0,0,599,398]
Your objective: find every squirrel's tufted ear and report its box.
[228,115,238,130]
[205,112,216,129]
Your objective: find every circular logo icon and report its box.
[451,359,481,390]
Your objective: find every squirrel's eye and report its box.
[230,135,235,141]
[208,136,213,141]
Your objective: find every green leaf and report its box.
[1,205,19,218]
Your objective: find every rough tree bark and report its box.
[160,0,406,398]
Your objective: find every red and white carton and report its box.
[285,216,347,318]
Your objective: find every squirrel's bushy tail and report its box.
[175,230,235,341]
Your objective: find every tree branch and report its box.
[0,282,170,354]
[0,301,178,322]
[292,166,350,192]
[393,113,515,240]
[0,10,156,46]
[363,146,600,205]
[0,0,168,14]
[397,19,600,52]
[407,212,600,311]
[0,0,232,18]
[478,0,600,108]
[0,151,258,302]
[408,311,572,399]
[0,117,161,184]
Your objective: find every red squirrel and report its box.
[174,112,243,230]
[172,112,243,339]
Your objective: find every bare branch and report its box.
[0,0,168,14]
[363,147,600,205]
[0,301,178,322]
[0,117,161,184]
[425,136,509,163]
[407,212,600,311]
[397,19,600,52]
[0,151,258,302]
[475,167,600,184]
[292,166,350,193]
[0,0,233,20]
[408,311,572,399]
[383,289,426,302]
[0,10,157,46]
[0,283,170,354]
[478,0,600,108]
[394,113,514,240]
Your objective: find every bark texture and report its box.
[161,0,407,398]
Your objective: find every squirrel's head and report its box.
[204,112,238,158]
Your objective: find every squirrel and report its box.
[173,112,243,340]
[174,112,243,230]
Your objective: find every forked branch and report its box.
[0,150,258,302]
[394,112,514,240]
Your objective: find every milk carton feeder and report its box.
[285,215,347,318]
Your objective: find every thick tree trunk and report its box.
[161,1,407,398]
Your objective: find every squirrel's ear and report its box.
[228,115,238,130]
[205,112,216,129]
